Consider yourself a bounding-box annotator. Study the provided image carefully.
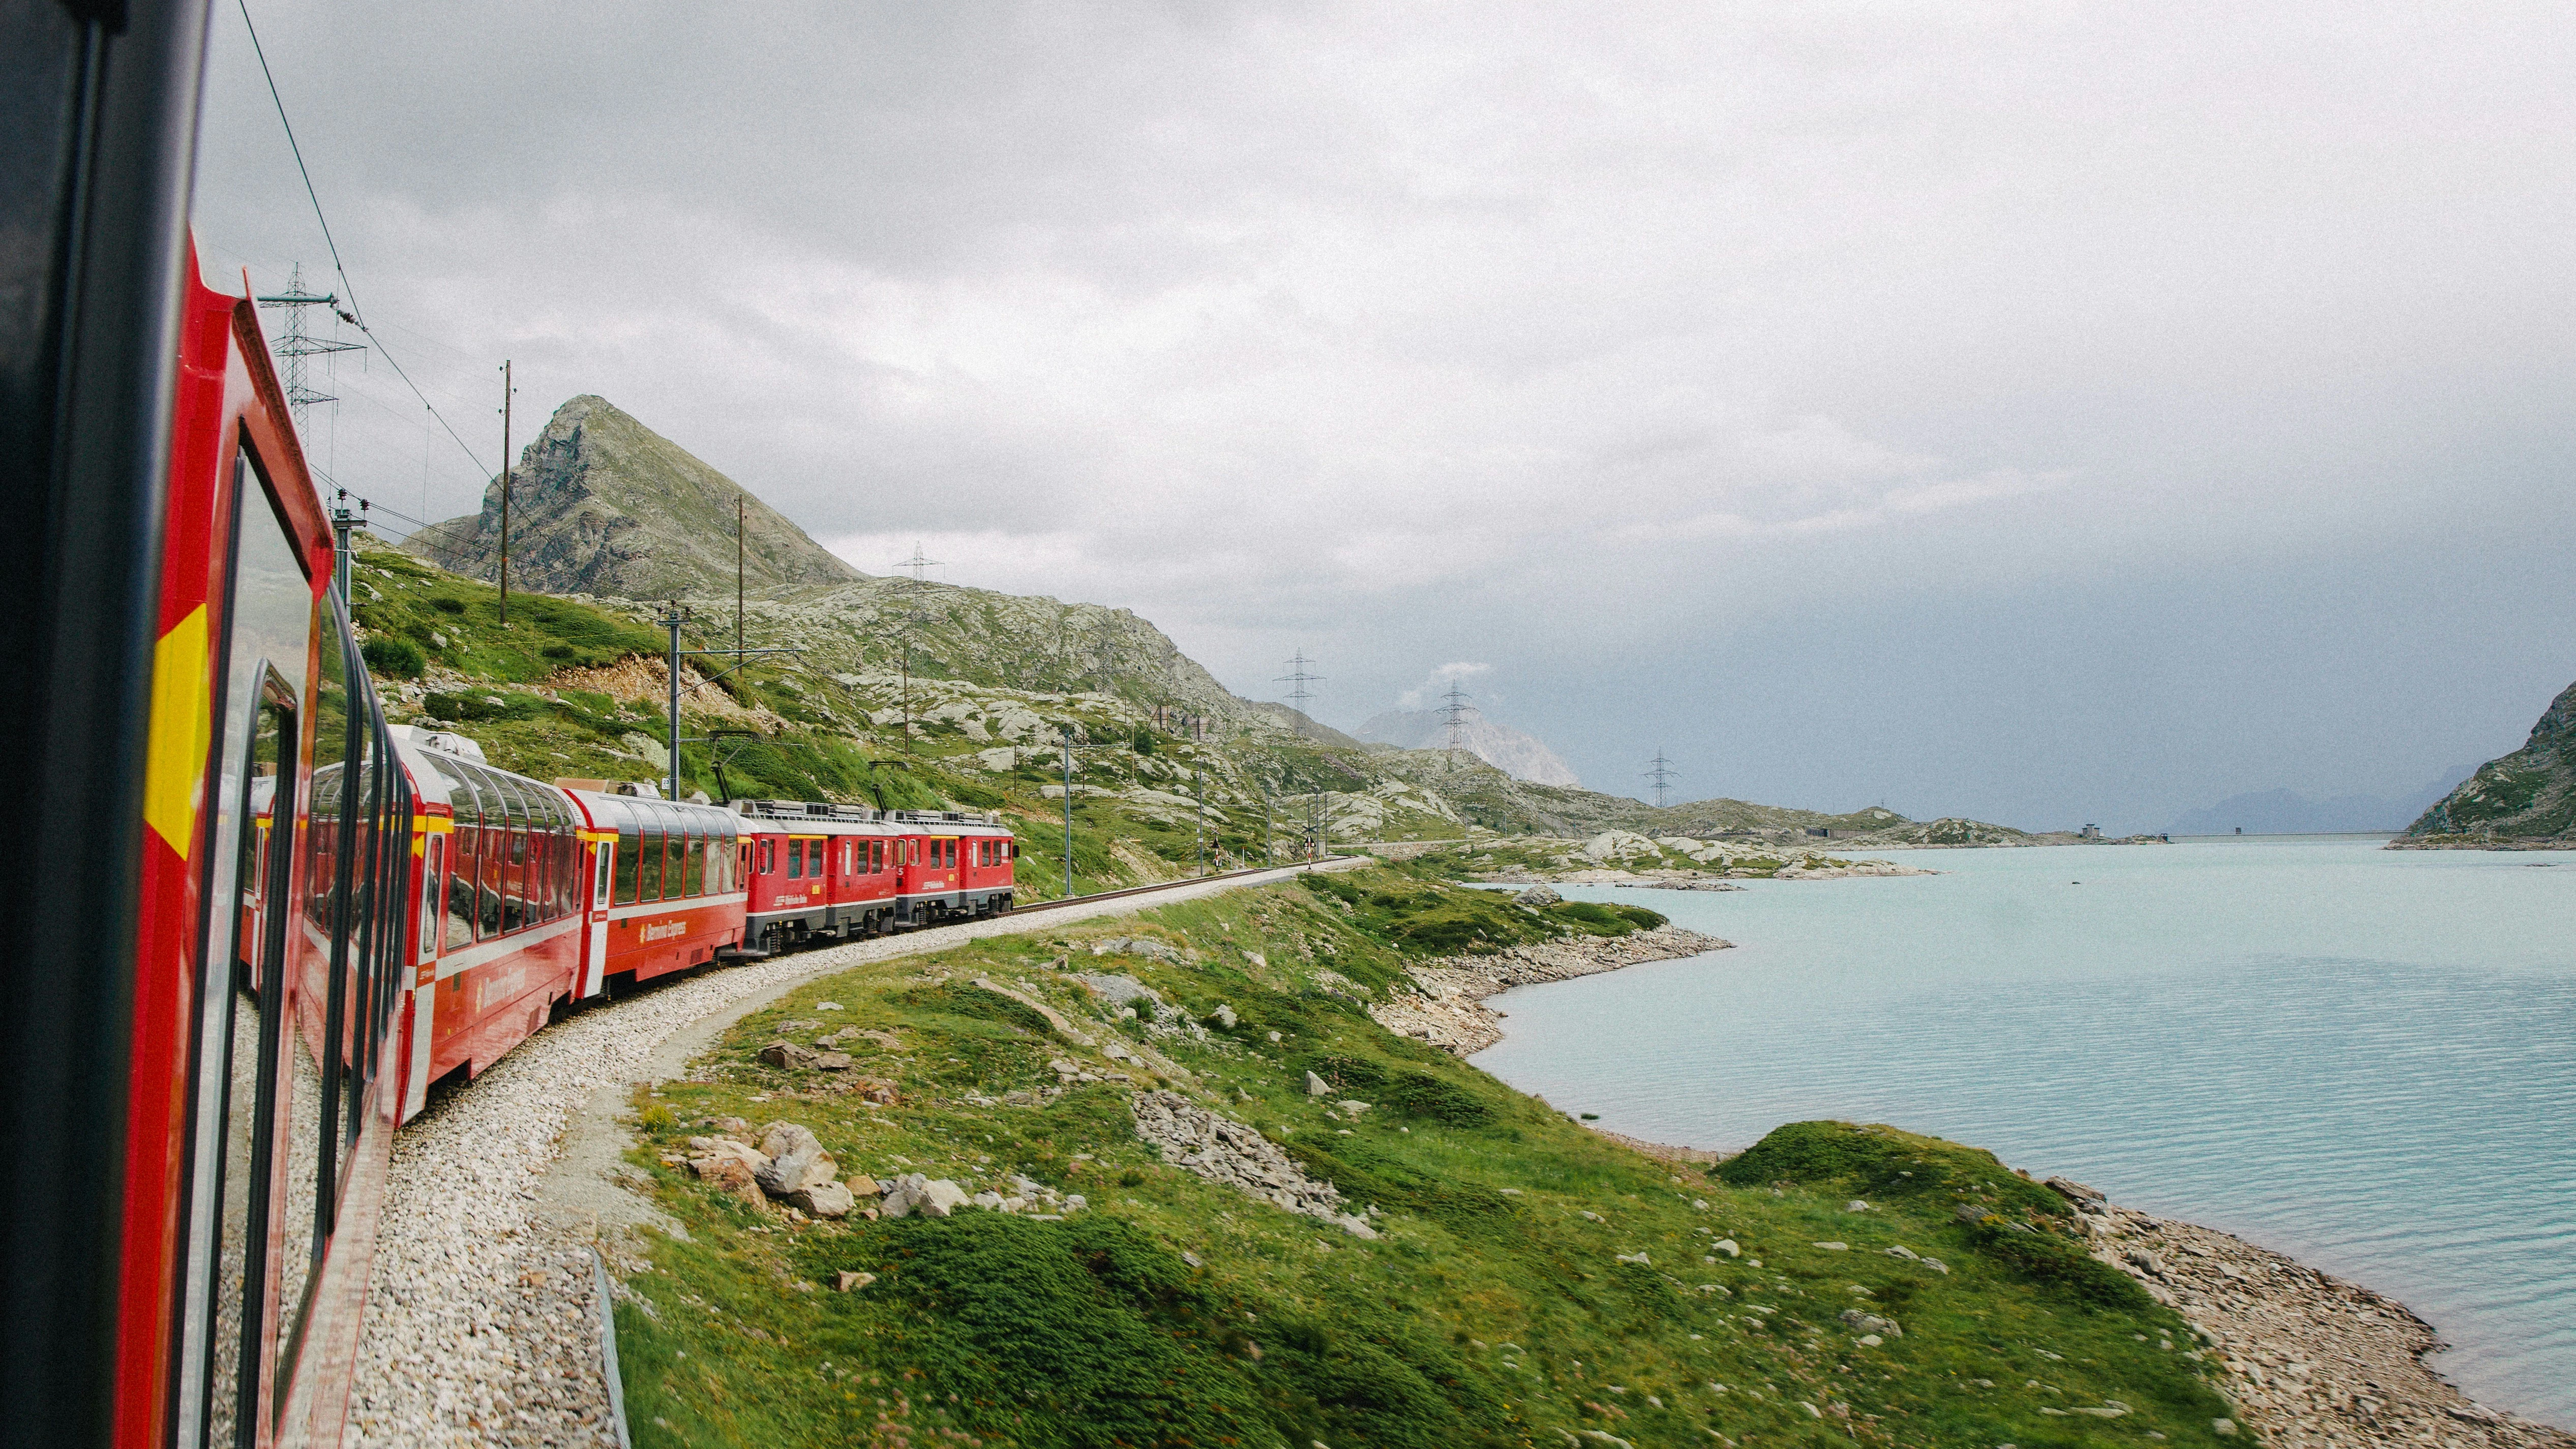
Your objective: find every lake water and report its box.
[1470,840,2576,1423]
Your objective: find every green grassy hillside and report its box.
[610,870,2233,1447]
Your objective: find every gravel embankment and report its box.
[345,862,1357,1448]
[2078,1190,2576,1447]
[1367,925,1731,1054]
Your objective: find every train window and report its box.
[478,816,505,939]
[447,824,476,947]
[614,826,640,905]
[500,829,524,934]
[638,828,664,899]
[684,827,706,895]
[787,838,804,879]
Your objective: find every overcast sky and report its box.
[191,1,2576,831]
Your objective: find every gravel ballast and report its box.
[345,863,1356,1448]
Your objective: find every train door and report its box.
[403,819,445,1120]
[584,837,613,997]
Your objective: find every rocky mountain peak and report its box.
[1354,707,1582,787]
[402,395,861,600]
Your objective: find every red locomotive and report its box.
[3,19,1014,1443]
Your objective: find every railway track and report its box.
[348,855,1367,1447]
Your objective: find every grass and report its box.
[609,871,2237,1447]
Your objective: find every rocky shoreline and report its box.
[2049,1181,2576,1447]
[1367,924,1731,1055]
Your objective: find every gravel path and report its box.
[345,862,1356,1448]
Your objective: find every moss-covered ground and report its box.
[610,871,2234,1448]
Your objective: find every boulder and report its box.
[2045,1176,2107,1206]
[759,1122,823,1159]
[1514,885,1563,906]
[789,1181,856,1218]
[833,1270,876,1292]
[686,1140,771,1208]
[814,1051,855,1071]
[759,1145,840,1197]
[1712,1239,1740,1258]
[1306,1071,1330,1097]
[754,1123,839,1197]
[845,1174,881,1197]
[759,1041,821,1070]
[880,1173,971,1219]
[1213,1004,1238,1029]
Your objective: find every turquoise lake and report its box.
[1469,839,2576,1424]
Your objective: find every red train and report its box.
[2,16,1013,1444]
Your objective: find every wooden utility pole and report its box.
[496,359,514,623]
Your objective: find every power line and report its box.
[234,0,493,477]
[1439,681,1477,765]
[1276,650,1322,718]
[1644,749,1680,809]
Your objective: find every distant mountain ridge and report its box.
[1353,708,1581,786]
[390,393,2032,846]
[404,395,861,599]
[2167,766,2477,835]
[2404,680,2576,840]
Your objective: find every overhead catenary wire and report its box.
[234,0,494,479]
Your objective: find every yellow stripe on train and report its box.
[142,604,211,859]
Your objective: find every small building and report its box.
[2079,824,2102,840]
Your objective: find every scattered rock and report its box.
[1090,938,1186,964]
[685,1140,769,1207]
[2211,1419,2236,1436]
[833,1271,875,1292]
[1513,885,1563,905]
[1839,1309,1901,1338]
[1128,1090,1367,1233]
[1811,1241,1849,1251]
[1883,1245,1919,1260]
[2045,1175,2106,1206]
[813,1051,854,1071]
[1954,1202,1991,1224]
[879,1173,971,1219]
[1712,1239,1739,1257]
[1844,1199,1871,1212]
[1213,1004,1238,1029]
[1305,1071,1330,1097]
[1615,1252,1652,1266]
[759,1041,821,1070]
[789,1181,856,1218]
[1366,927,1731,1054]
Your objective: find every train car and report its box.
[889,809,1020,924]
[736,799,899,951]
[53,210,417,1449]
[562,788,747,994]
[385,729,586,1116]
